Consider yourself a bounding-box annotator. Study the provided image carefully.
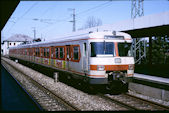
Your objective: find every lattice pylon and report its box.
[131,0,144,19]
[131,0,145,64]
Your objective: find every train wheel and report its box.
[121,83,129,93]
[85,84,97,94]
[106,81,123,94]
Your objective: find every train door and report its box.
[33,48,35,62]
[39,47,42,64]
[30,48,33,62]
[66,45,71,71]
[51,46,54,66]
[28,48,31,61]
[82,43,88,73]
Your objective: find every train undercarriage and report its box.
[10,57,131,94]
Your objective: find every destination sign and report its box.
[104,36,124,39]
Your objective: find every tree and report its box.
[78,16,102,30]
[85,16,102,28]
[146,36,169,64]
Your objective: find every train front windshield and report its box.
[90,42,132,57]
[118,43,132,56]
[91,42,115,57]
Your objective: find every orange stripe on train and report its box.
[90,65,128,71]
[87,75,105,77]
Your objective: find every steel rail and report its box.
[98,94,137,110]
[125,93,169,110]
[2,58,80,111]
[99,93,169,111]
[1,61,44,111]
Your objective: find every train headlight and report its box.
[115,58,121,63]
[128,64,134,70]
[97,65,105,71]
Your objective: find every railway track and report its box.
[99,93,169,111]
[2,57,169,111]
[125,93,169,110]
[2,59,80,111]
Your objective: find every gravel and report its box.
[1,60,70,111]
[2,57,128,111]
[2,57,168,111]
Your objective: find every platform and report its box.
[133,73,169,86]
[1,64,40,111]
[129,73,169,101]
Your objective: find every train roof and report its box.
[9,30,132,49]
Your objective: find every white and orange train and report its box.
[9,30,134,89]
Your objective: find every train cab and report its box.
[87,31,134,85]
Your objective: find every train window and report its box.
[29,49,31,56]
[36,48,37,56]
[66,46,71,60]
[40,48,42,57]
[47,48,49,58]
[32,48,34,56]
[35,48,37,56]
[91,42,114,57]
[83,43,87,56]
[60,47,64,59]
[44,48,46,57]
[118,43,132,56]
[38,48,40,56]
[27,49,29,55]
[73,46,79,60]
[32,49,34,56]
[51,47,54,58]
[25,49,27,55]
[55,48,59,58]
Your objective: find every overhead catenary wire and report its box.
[5,1,113,39]
[76,1,111,16]
[76,2,113,25]
[7,2,38,35]
[11,1,112,24]
[40,1,112,33]
[7,1,113,33]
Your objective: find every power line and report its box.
[76,2,113,23]
[11,1,112,26]
[7,2,38,35]
[40,1,112,33]
[76,1,111,16]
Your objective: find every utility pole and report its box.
[69,8,76,32]
[32,27,36,40]
[41,33,42,41]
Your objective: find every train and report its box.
[9,30,134,92]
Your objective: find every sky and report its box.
[1,0,169,42]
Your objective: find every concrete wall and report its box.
[129,82,169,101]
